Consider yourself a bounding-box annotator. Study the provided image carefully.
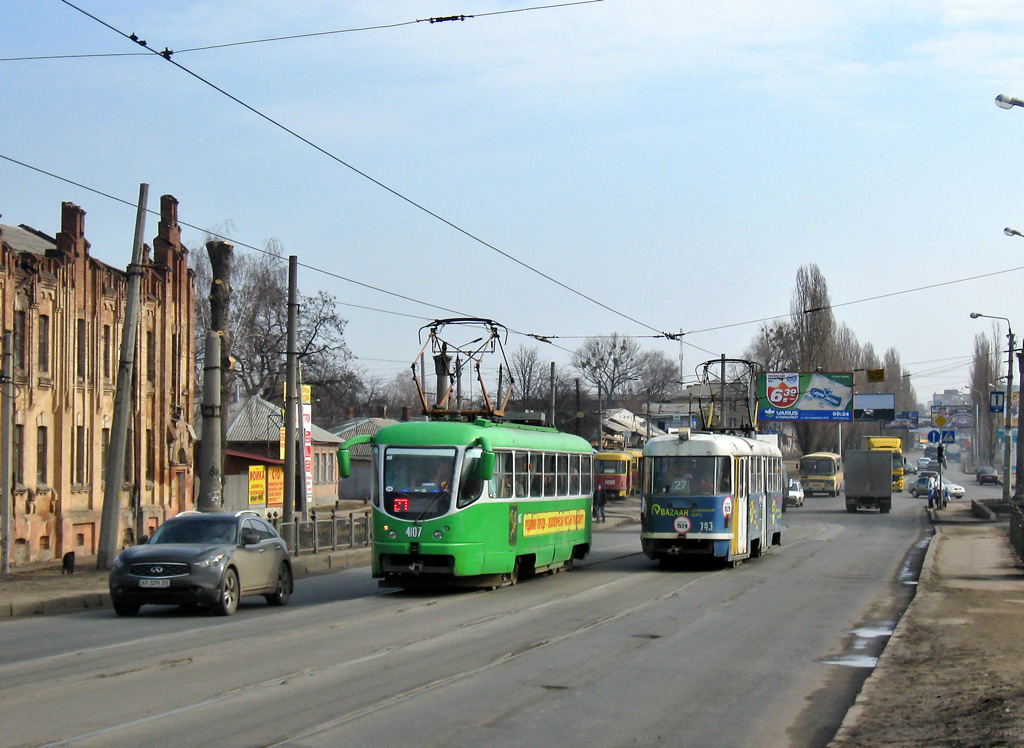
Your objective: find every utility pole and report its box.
[284,256,299,530]
[1015,349,1024,504]
[97,184,148,570]
[1,332,12,574]
[1002,332,1015,503]
[197,332,223,511]
[549,361,555,427]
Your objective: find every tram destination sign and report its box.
[756,372,854,422]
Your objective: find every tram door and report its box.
[732,457,748,557]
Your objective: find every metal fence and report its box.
[272,509,372,555]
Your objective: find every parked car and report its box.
[944,481,966,499]
[108,510,293,617]
[977,466,1000,485]
[909,475,938,498]
[786,478,805,507]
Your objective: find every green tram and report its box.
[338,419,594,588]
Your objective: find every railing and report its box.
[272,509,372,555]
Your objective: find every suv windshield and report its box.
[149,519,238,545]
[382,447,457,520]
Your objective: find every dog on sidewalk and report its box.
[61,551,76,575]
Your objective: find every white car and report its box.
[917,457,932,470]
[943,481,965,499]
[786,478,805,507]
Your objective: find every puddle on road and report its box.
[820,621,897,669]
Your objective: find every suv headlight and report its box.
[193,551,226,570]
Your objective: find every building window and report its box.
[13,310,26,370]
[146,330,156,383]
[146,428,155,483]
[75,426,88,485]
[124,428,133,483]
[103,324,111,380]
[101,428,110,486]
[76,319,86,379]
[37,314,50,373]
[12,425,23,485]
[36,426,47,485]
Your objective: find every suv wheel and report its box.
[214,568,239,616]
[265,563,292,607]
[113,600,140,617]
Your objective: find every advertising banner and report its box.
[248,465,266,506]
[884,411,920,429]
[757,372,854,422]
[854,393,896,422]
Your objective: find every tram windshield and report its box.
[649,456,731,496]
[382,447,457,520]
[596,458,627,476]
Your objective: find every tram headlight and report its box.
[388,530,397,539]
[433,530,444,540]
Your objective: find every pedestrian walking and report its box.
[593,488,607,523]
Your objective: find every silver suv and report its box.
[108,510,292,616]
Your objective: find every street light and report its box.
[996,93,1024,110]
[970,312,1016,502]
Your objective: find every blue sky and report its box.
[4,1,1024,403]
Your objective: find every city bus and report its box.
[640,429,784,567]
[798,452,845,497]
[338,419,594,588]
[595,449,640,500]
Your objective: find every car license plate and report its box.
[139,578,170,588]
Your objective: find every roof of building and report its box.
[331,417,399,458]
[0,224,57,256]
[217,394,342,445]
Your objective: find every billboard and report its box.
[884,411,920,429]
[757,372,854,422]
[854,393,896,422]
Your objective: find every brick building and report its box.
[0,196,195,564]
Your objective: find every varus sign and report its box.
[756,372,854,422]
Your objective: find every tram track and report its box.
[34,563,722,748]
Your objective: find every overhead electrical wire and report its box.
[55,1,677,347]
[1,1,605,62]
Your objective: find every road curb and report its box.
[829,509,939,745]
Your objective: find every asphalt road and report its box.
[0,494,936,748]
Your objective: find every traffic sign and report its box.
[991,391,1005,413]
[934,414,948,428]
[941,430,956,444]
[927,430,941,444]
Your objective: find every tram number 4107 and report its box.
[405,526,422,538]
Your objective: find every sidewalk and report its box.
[0,501,639,620]
[829,497,1024,746]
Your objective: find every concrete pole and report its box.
[284,256,299,526]
[97,184,148,569]
[1,332,12,573]
[1015,349,1024,504]
[197,332,223,511]
[549,361,556,427]
[1003,331,1014,503]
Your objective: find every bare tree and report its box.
[969,330,1000,465]
[191,238,354,420]
[636,350,679,403]
[572,334,645,402]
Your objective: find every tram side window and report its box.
[491,451,513,499]
[718,457,732,493]
[582,454,593,495]
[514,451,529,498]
[530,453,543,497]
[458,455,484,508]
[557,453,568,496]
[569,454,580,495]
[542,453,555,497]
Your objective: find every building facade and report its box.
[0,196,195,564]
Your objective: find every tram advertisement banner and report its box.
[522,509,588,537]
[756,372,854,422]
